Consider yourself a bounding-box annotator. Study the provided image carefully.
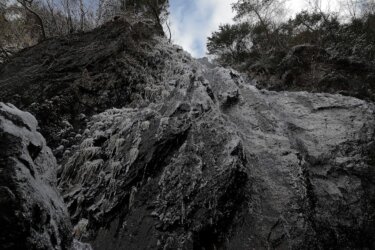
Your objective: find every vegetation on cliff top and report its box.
[208,0,375,101]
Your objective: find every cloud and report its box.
[169,0,237,58]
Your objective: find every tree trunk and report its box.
[253,9,271,43]
[65,0,74,33]
[18,0,46,40]
[79,0,84,31]
[165,20,172,43]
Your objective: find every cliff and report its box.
[0,19,374,249]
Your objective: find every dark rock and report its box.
[0,19,167,154]
[0,103,72,250]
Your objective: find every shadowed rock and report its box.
[0,103,72,250]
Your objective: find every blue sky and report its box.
[168,0,340,58]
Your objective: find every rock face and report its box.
[0,19,164,151]
[58,40,375,249]
[0,20,375,250]
[0,103,72,249]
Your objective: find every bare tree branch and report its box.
[165,20,172,43]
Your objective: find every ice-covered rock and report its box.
[0,103,72,249]
[59,48,375,249]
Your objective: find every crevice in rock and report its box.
[27,142,42,160]
[17,157,35,178]
[192,165,248,250]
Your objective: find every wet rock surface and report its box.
[0,21,374,250]
[0,103,72,250]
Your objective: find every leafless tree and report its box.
[233,0,287,40]
[17,0,46,40]
[165,19,172,42]
[78,0,85,30]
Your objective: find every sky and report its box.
[168,0,339,58]
[168,0,238,58]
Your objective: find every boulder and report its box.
[0,103,72,250]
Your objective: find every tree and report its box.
[95,0,168,28]
[208,23,253,65]
[230,0,287,50]
[339,0,375,18]
[208,0,375,75]
[0,2,10,62]
[125,0,169,28]
[233,0,286,25]
[17,0,46,40]
[363,0,375,14]
[0,0,170,57]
